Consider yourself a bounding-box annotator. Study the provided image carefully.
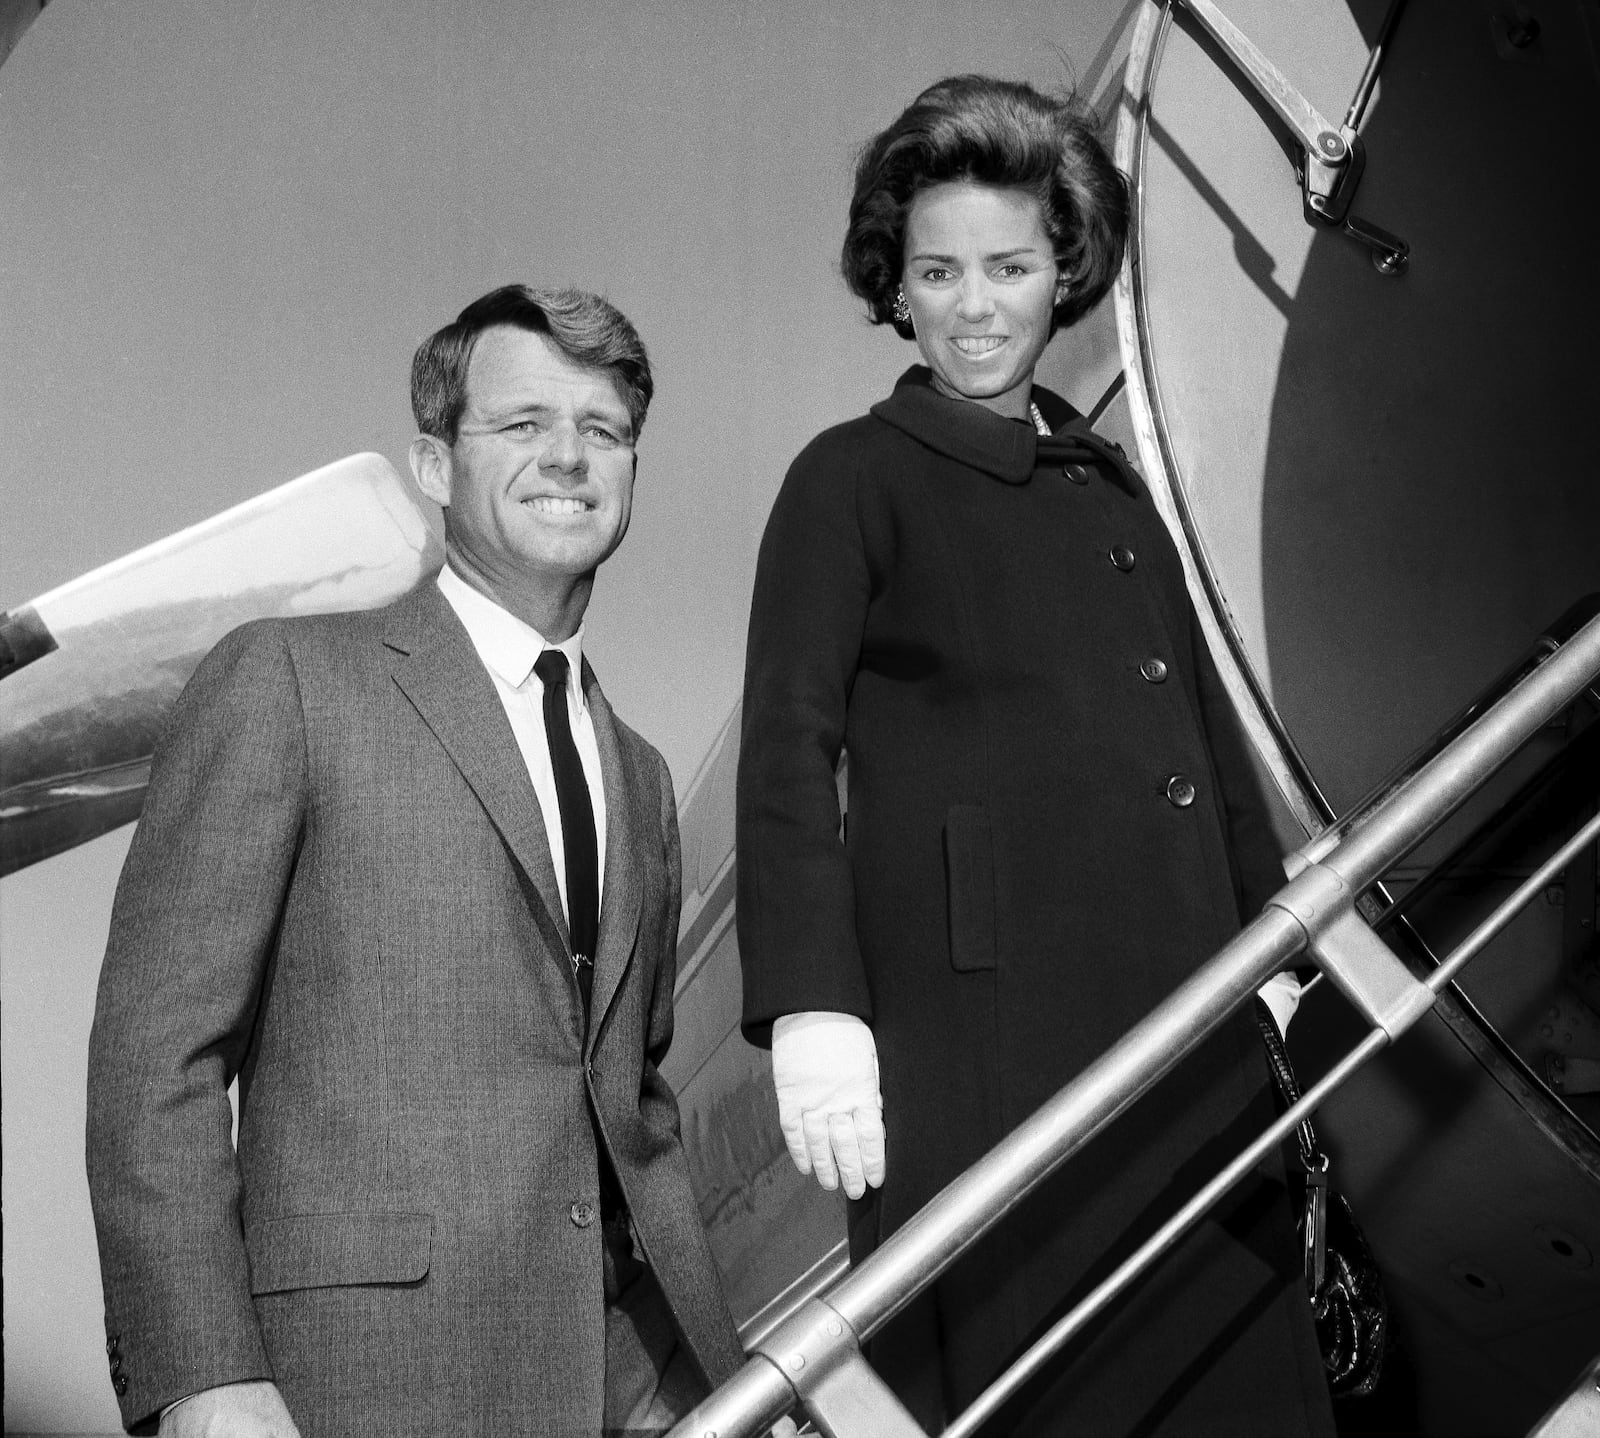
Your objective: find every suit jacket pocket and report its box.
[944,804,996,972]
[247,1212,433,1295]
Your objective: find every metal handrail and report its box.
[669,610,1600,1438]
[1293,593,1600,992]
[946,807,1600,1438]
[1307,593,1600,869]
[1378,699,1598,936]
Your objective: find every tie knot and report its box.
[533,649,570,692]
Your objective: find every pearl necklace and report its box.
[1029,401,1052,436]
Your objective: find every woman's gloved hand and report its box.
[1257,970,1303,1036]
[771,1011,887,1199]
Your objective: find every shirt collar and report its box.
[436,563,586,705]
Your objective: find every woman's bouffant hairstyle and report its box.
[411,284,653,442]
[842,75,1130,339]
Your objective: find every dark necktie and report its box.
[534,649,624,1222]
[533,650,599,1015]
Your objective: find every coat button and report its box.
[1109,545,1136,571]
[1165,774,1197,808]
[106,1337,120,1356]
[570,1200,596,1228]
[114,1375,129,1396]
[1063,462,1089,484]
[1140,657,1169,683]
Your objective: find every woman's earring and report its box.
[892,289,912,325]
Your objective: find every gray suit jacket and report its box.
[86,580,743,1435]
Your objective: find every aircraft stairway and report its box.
[666,604,1600,1437]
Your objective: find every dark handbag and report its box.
[1255,998,1389,1397]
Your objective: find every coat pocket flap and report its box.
[945,803,997,972]
[247,1212,433,1295]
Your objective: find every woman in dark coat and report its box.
[736,76,1333,1435]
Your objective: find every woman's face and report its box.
[901,182,1062,419]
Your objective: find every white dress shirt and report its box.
[436,564,607,921]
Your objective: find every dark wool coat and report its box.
[737,370,1334,1436]
[86,581,744,1437]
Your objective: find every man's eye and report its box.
[582,425,622,444]
[504,420,540,436]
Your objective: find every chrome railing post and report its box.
[751,1298,929,1438]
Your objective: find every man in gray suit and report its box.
[87,285,745,1436]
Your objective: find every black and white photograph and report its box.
[3,2,1598,1435]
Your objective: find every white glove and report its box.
[1257,970,1303,1037]
[771,1011,887,1199]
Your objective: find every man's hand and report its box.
[158,1381,302,1438]
[771,1012,886,1200]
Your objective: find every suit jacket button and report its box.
[570,1200,596,1228]
[1063,462,1090,485]
[106,1337,120,1356]
[114,1375,129,1396]
[1109,544,1136,571]
[1140,657,1169,683]
[1165,774,1197,808]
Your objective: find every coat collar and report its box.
[382,580,641,1050]
[869,366,1141,495]
[871,367,1043,483]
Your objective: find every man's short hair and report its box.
[411,285,654,442]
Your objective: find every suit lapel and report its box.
[585,667,643,1050]
[385,584,570,955]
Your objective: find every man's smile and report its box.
[523,495,595,514]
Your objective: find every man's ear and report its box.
[409,434,452,508]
